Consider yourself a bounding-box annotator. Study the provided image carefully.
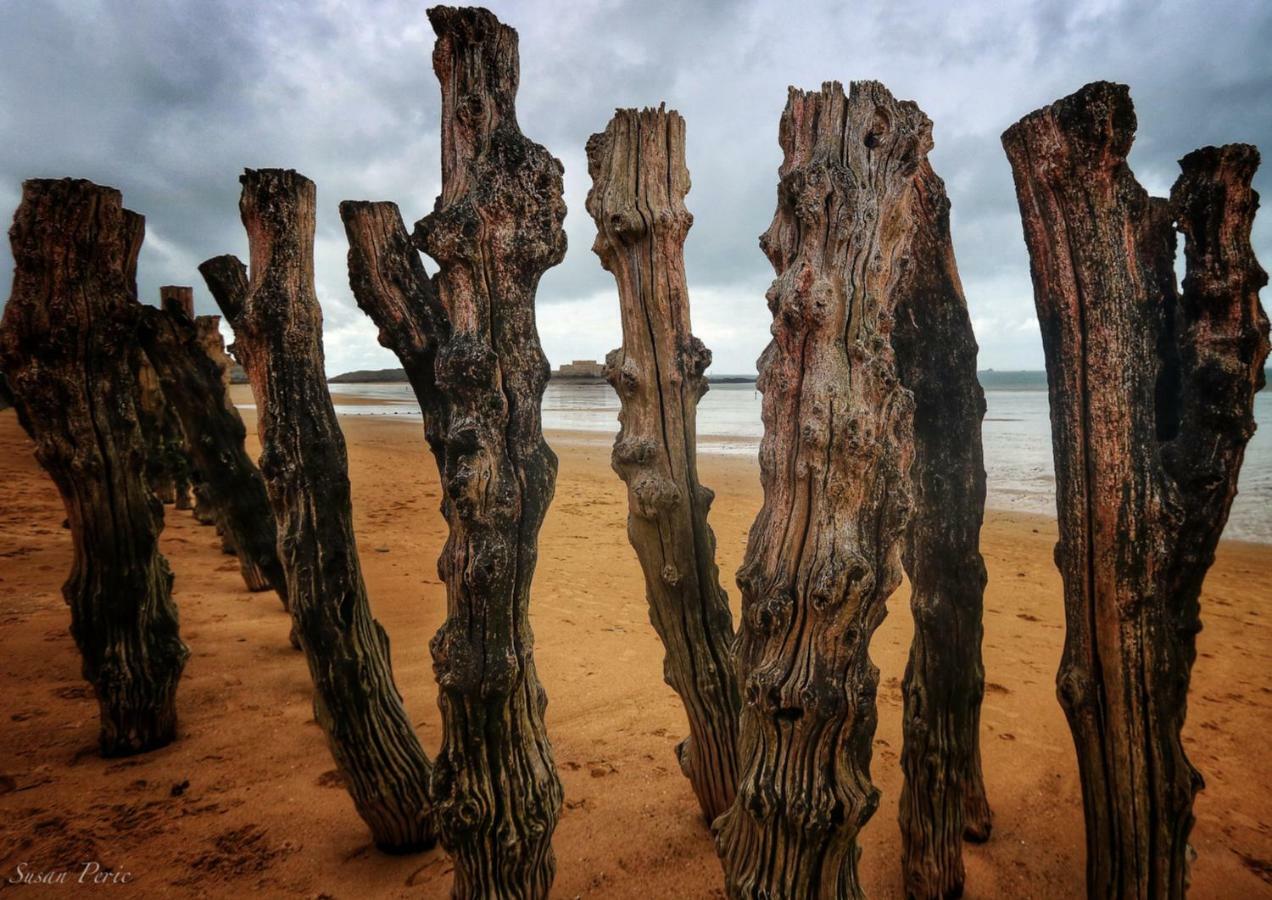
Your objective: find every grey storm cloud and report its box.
[1,0,1269,375]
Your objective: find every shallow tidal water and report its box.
[323,376,1272,544]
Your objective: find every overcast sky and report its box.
[2,0,1269,375]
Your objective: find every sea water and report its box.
[326,375,1272,544]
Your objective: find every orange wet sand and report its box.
[0,393,1268,897]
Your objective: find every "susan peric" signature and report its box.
[7,862,133,885]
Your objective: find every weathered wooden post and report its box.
[189,315,235,526]
[1002,81,1270,898]
[135,353,187,505]
[892,158,993,899]
[585,105,740,825]
[137,286,286,600]
[0,179,189,756]
[339,7,566,894]
[200,168,434,853]
[714,81,927,898]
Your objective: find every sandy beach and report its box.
[0,394,1268,897]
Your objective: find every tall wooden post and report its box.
[341,7,566,894]
[0,179,189,756]
[1002,81,1269,898]
[585,105,741,824]
[200,169,434,853]
[892,158,993,899]
[715,81,928,898]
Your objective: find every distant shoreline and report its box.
[299,367,1272,390]
[323,366,762,386]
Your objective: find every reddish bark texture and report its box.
[1003,81,1270,898]
[585,106,741,826]
[200,169,434,853]
[892,158,993,899]
[715,81,927,898]
[342,7,567,895]
[0,179,188,756]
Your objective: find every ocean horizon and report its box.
[318,372,1272,544]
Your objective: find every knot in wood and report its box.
[445,456,487,520]
[445,418,482,453]
[455,91,486,130]
[615,356,641,396]
[682,334,712,380]
[430,622,481,693]
[631,472,681,518]
[744,780,777,822]
[435,334,498,395]
[810,553,872,610]
[695,483,715,509]
[747,587,794,636]
[744,669,783,713]
[788,790,842,834]
[606,206,647,243]
[413,203,479,265]
[612,435,657,468]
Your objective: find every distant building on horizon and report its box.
[553,359,605,379]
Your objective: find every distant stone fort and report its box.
[552,359,605,380]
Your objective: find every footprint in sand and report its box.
[316,769,346,789]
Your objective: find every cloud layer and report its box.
[2,0,1268,374]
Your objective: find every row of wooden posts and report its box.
[0,6,1267,900]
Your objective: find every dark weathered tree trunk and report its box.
[191,482,218,525]
[136,356,179,503]
[137,286,286,599]
[191,315,233,526]
[151,293,194,513]
[715,81,927,898]
[199,169,434,854]
[0,178,189,756]
[341,8,566,895]
[892,159,993,899]
[584,106,740,825]
[1002,81,1270,899]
